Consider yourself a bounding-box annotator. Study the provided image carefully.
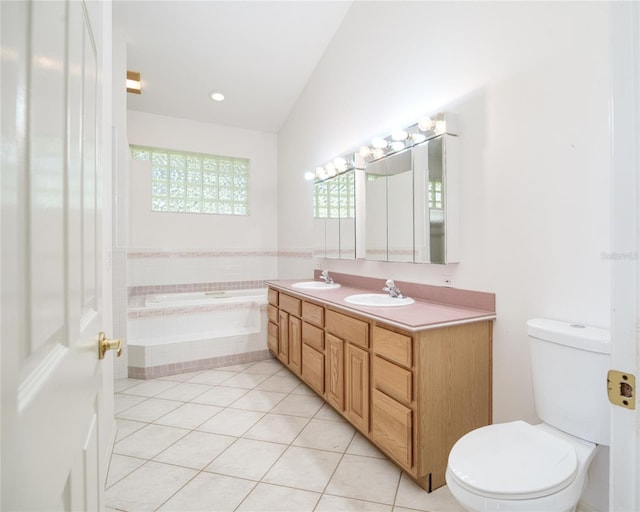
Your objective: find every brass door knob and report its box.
[98,332,123,360]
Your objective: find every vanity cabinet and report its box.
[266,285,492,492]
[267,289,279,354]
[301,301,325,395]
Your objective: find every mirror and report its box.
[313,170,356,259]
[364,133,459,264]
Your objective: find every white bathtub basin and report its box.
[344,293,415,307]
[292,281,341,290]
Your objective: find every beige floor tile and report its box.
[105,454,146,489]
[228,389,287,412]
[205,438,287,481]
[290,381,317,396]
[116,397,183,423]
[114,393,147,415]
[255,374,301,393]
[314,402,348,422]
[236,482,321,512]
[114,418,147,442]
[119,379,179,397]
[113,423,190,459]
[315,494,393,511]
[293,418,356,452]
[221,372,270,389]
[197,407,264,436]
[154,430,236,469]
[154,381,212,401]
[346,432,387,459]
[270,393,324,417]
[157,370,203,382]
[186,369,237,386]
[395,474,465,512]
[153,402,223,429]
[158,472,256,511]
[325,454,401,505]
[105,461,197,512]
[241,359,283,375]
[190,385,248,406]
[262,446,342,492]
[114,378,144,393]
[243,413,310,444]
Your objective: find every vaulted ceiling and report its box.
[113,1,352,133]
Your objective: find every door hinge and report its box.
[607,370,636,410]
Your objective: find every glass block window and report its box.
[130,145,249,215]
[313,171,354,219]
[428,180,443,209]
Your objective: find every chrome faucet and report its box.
[383,279,405,298]
[319,270,334,284]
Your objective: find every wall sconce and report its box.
[126,70,141,94]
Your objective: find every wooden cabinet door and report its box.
[289,315,302,375]
[302,344,324,395]
[267,321,278,354]
[346,343,369,432]
[278,310,289,364]
[371,389,413,469]
[325,334,344,411]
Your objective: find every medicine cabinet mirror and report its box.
[365,125,459,264]
[312,170,356,259]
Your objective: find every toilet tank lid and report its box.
[527,318,610,354]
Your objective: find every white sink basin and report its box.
[344,293,415,307]
[292,281,341,290]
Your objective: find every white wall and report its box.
[127,110,278,251]
[278,3,611,507]
[126,111,279,288]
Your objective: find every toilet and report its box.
[446,318,610,512]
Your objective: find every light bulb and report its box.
[391,130,408,141]
[390,141,405,152]
[359,145,371,157]
[304,171,316,181]
[418,117,434,131]
[411,133,427,143]
[333,157,347,171]
[372,137,388,149]
[372,148,385,159]
[210,92,225,102]
[435,120,446,134]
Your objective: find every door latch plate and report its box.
[607,370,635,410]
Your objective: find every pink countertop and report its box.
[267,277,496,332]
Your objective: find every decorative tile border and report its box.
[129,280,267,298]
[128,349,273,379]
[128,301,267,319]
[127,249,312,259]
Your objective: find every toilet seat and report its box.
[448,421,578,500]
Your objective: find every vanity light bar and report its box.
[306,112,456,181]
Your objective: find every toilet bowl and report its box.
[446,421,598,512]
[445,318,610,512]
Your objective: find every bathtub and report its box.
[127,288,270,378]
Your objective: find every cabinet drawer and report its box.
[302,322,324,351]
[268,304,278,324]
[372,326,412,368]
[373,355,412,404]
[326,310,369,348]
[302,344,324,395]
[280,293,301,316]
[268,288,279,306]
[371,389,413,469]
[302,301,324,327]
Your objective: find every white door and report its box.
[1,1,114,510]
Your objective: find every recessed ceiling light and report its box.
[210,92,225,102]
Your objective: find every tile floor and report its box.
[106,358,465,512]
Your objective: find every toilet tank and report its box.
[527,318,611,446]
